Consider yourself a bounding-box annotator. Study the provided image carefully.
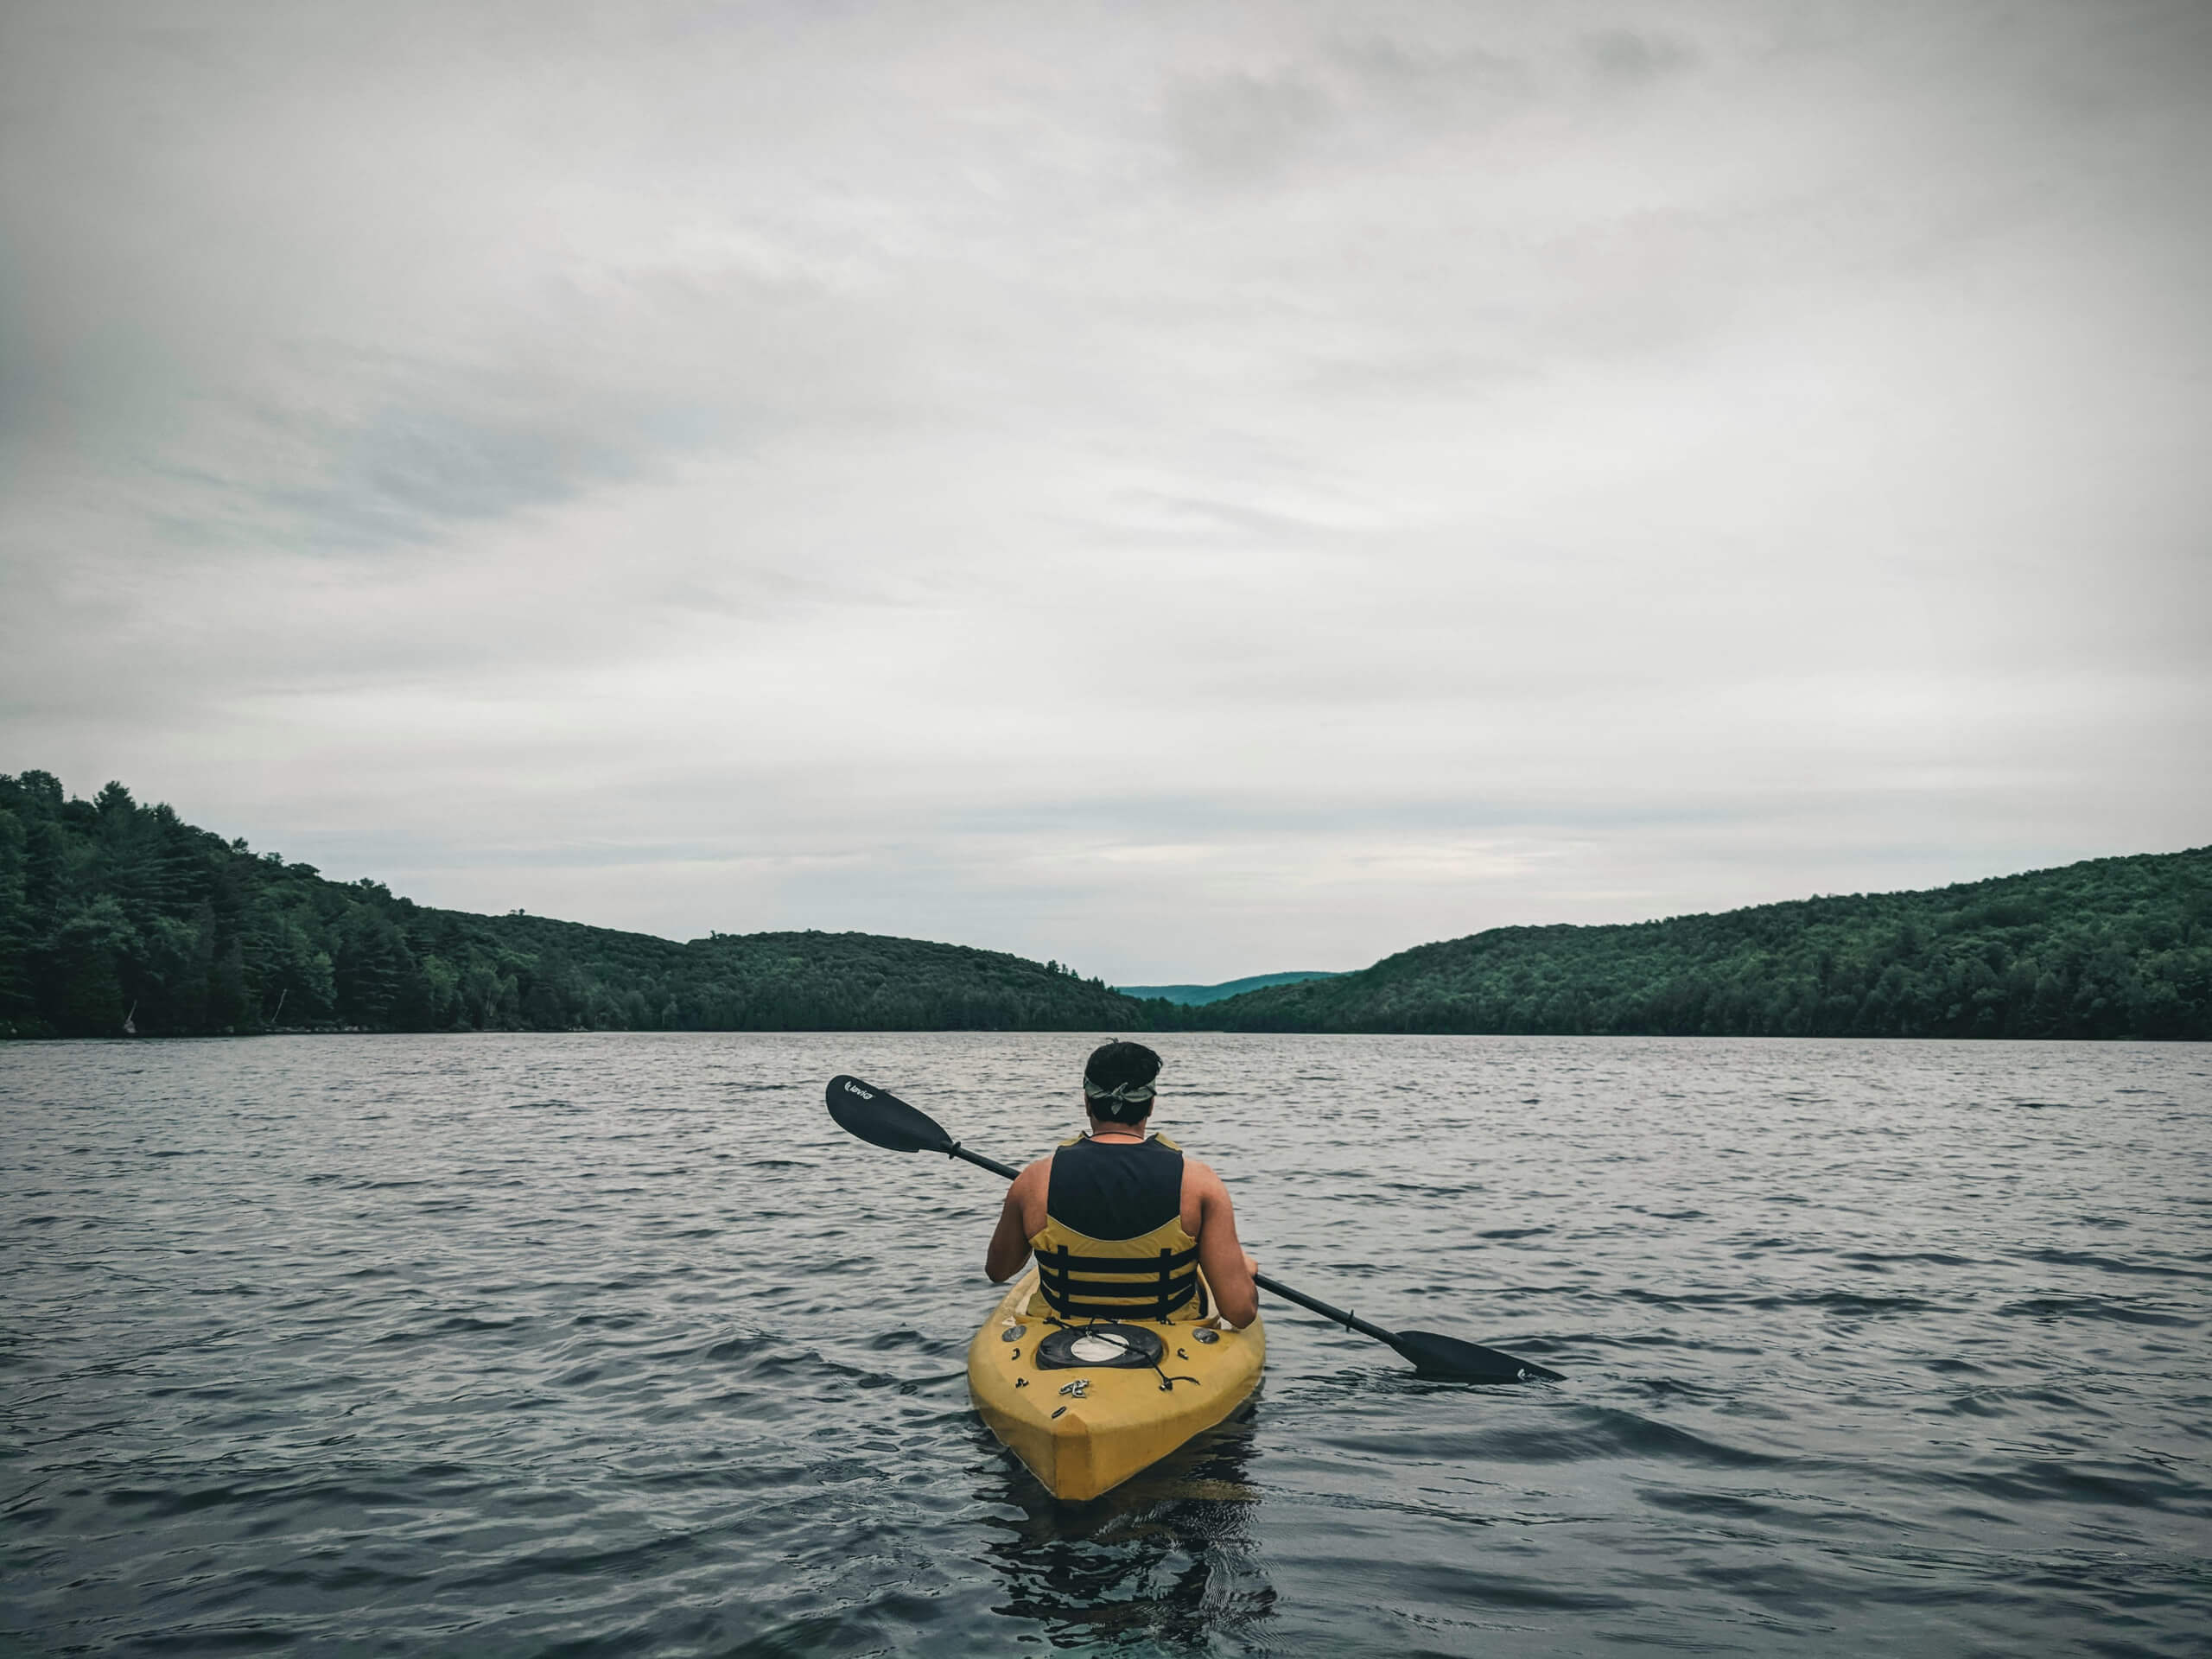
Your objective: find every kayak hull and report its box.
[966,1271,1264,1501]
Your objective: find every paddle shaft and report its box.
[1250,1271,1402,1349]
[950,1145,1020,1181]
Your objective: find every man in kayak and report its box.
[985,1040,1261,1329]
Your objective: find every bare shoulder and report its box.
[1013,1154,1052,1219]
[1180,1156,1232,1202]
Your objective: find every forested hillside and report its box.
[4,770,2203,1040]
[1197,849,2212,1040]
[0,772,1140,1038]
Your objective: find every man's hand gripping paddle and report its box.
[825,1073,1563,1384]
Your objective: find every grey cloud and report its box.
[1580,29,1698,84]
[1164,71,1336,181]
[1325,34,1526,107]
[268,408,645,548]
[1096,490,1354,546]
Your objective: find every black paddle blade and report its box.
[1389,1328,1564,1384]
[825,1075,956,1155]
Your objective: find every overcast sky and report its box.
[3,1,2207,984]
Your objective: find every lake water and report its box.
[3,1033,2208,1656]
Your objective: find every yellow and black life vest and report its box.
[1027,1134,1208,1323]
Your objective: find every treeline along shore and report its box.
[2,770,2206,1040]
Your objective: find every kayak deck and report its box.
[966,1270,1265,1501]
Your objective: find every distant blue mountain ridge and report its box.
[1115,971,1341,1007]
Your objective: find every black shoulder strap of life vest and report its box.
[1045,1135,1185,1240]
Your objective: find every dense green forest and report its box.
[3,770,2204,1040]
[1192,849,2212,1039]
[0,772,1140,1038]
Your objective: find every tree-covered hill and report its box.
[6,769,2204,1040]
[0,771,1141,1038]
[1192,849,2212,1040]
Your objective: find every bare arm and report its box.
[1190,1160,1260,1328]
[985,1160,1047,1283]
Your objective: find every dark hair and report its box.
[1082,1039,1162,1124]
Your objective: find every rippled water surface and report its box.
[4,1033,2209,1656]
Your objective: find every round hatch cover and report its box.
[1034,1324,1166,1370]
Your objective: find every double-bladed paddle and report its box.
[825,1073,1563,1384]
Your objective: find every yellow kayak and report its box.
[965,1269,1265,1500]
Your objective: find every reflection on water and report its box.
[3,1031,2208,1656]
[980,1406,1274,1651]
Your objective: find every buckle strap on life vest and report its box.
[1036,1242,1198,1321]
